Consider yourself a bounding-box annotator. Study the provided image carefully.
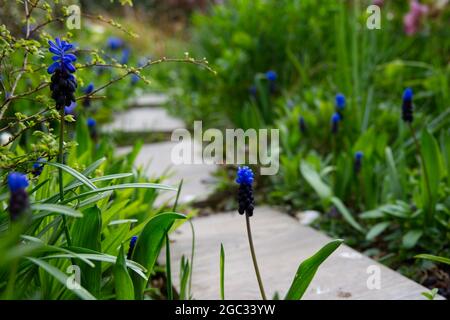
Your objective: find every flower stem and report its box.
[245,214,266,300]
[409,124,432,224]
[58,109,72,246]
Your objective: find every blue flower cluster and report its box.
[127,235,138,259]
[402,88,413,123]
[236,166,255,217]
[8,172,30,221]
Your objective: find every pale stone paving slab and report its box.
[117,139,217,206]
[103,107,185,133]
[163,206,440,300]
[131,93,169,107]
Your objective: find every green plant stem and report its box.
[409,124,432,223]
[245,214,266,300]
[58,109,72,247]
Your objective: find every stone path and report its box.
[104,107,185,133]
[112,93,441,300]
[117,139,217,206]
[165,207,438,300]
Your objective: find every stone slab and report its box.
[117,139,217,206]
[104,107,185,133]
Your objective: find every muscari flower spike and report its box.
[402,88,413,123]
[127,235,138,259]
[331,112,341,134]
[82,83,94,107]
[87,117,98,141]
[354,151,363,175]
[7,172,30,221]
[265,70,277,82]
[335,93,346,110]
[48,38,77,110]
[120,48,131,65]
[236,166,255,217]
[32,158,45,176]
[107,37,124,50]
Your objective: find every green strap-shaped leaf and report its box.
[220,243,225,300]
[285,239,343,300]
[300,162,332,199]
[27,257,96,300]
[415,254,450,265]
[44,162,97,190]
[63,183,177,203]
[114,245,135,300]
[331,197,364,232]
[31,204,83,218]
[131,212,186,299]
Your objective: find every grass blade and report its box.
[285,239,343,300]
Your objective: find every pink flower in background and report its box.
[403,0,429,35]
[373,0,384,7]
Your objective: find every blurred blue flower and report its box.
[120,48,131,64]
[8,172,29,192]
[331,112,341,134]
[107,37,124,50]
[335,93,346,110]
[127,235,138,259]
[64,101,76,116]
[47,38,77,74]
[265,70,277,81]
[402,88,413,123]
[354,151,363,174]
[83,83,94,94]
[87,117,96,128]
[236,166,254,185]
[32,158,45,176]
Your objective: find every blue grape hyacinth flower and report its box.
[120,48,131,64]
[87,117,96,128]
[82,83,94,107]
[335,93,346,110]
[8,172,30,221]
[331,112,341,134]
[8,172,29,192]
[48,38,77,109]
[47,38,77,74]
[127,235,138,259]
[402,88,413,123]
[236,166,255,216]
[32,158,45,176]
[265,70,277,82]
[107,37,124,50]
[354,151,363,174]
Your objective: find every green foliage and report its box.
[285,239,343,300]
